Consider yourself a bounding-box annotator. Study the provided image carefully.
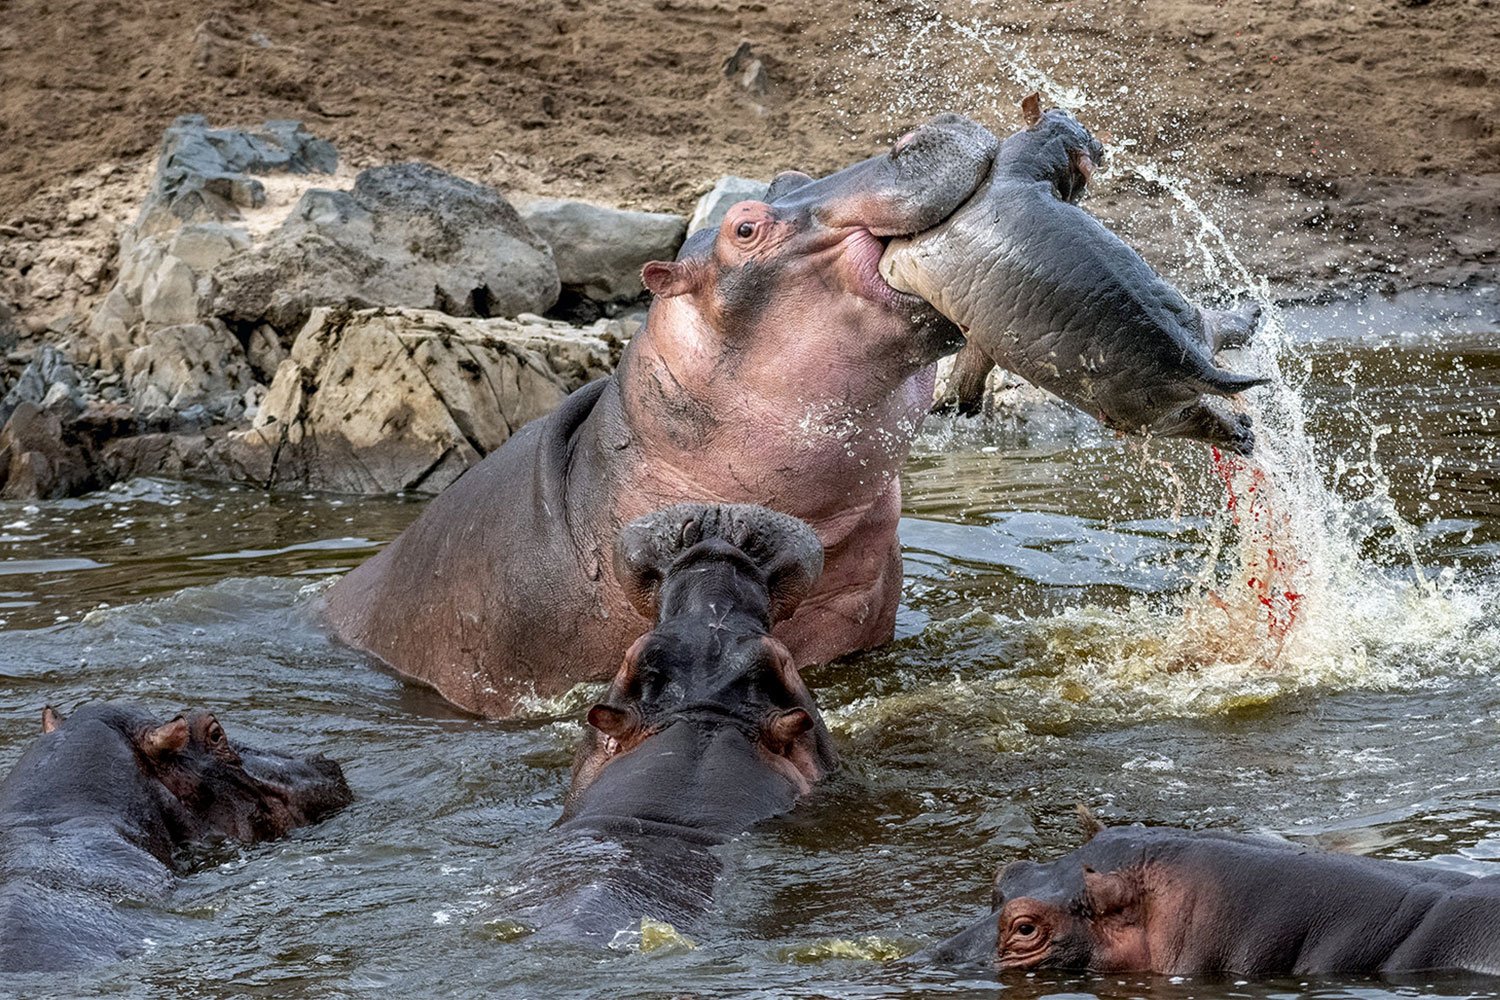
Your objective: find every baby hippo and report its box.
[930,811,1500,977]
[0,703,352,972]
[881,93,1267,453]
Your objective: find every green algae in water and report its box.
[484,919,535,942]
[778,936,915,964]
[638,917,696,953]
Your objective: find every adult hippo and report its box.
[0,703,351,971]
[325,114,999,717]
[928,811,1500,977]
[881,95,1267,453]
[504,503,837,944]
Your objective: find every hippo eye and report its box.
[207,722,225,745]
[1016,923,1036,936]
[735,221,755,239]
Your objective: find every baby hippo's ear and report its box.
[1021,92,1043,127]
[140,716,191,758]
[41,705,63,734]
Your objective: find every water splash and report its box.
[834,6,1500,717]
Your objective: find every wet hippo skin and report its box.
[928,815,1500,978]
[323,114,999,718]
[504,503,837,945]
[0,703,351,972]
[882,94,1267,453]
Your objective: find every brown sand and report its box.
[1,0,1496,311]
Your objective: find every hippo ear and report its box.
[762,708,813,754]
[141,716,190,758]
[586,703,637,741]
[1082,866,1143,918]
[41,705,63,734]
[765,170,814,201]
[1021,92,1043,127]
[1076,803,1106,842]
[641,260,700,299]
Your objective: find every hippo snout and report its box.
[774,113,999,237]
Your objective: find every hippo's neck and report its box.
[612,317,933,533]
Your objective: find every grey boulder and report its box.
[687,176,768,235]
[211,163,560,333]
[519,198,686,302]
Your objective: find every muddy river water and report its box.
[2,289,1498,997]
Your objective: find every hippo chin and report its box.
[325,114,998,718]
[504,503,837,945]
[880,94,1268,454]
[928,810,1500,978]
[0,703,351,972]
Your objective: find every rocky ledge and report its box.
[0,117,739,501]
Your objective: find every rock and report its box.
[518,198,686,301]
[167,223,251,272]
[723,41,768,97]
[136,115,337,236]
[211,163,560,334]
[0,301,17,354]
[243,323,287,383]
[0,345,84,426]
[687,175,768,235]
[123,322,255,425]
[224,306,615,494]
[0,403,94,500]
[139,254,200,326]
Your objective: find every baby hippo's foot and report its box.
[1204,301,1262,353]
[932,340,994,417]
[1155,401,1255,456]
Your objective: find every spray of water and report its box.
[827,5,1499,717]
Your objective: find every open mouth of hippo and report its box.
[845,228,934,310]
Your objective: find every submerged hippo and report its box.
[506,503,837,945]
[930,811,1500,977]
[881,94,1268,453]
[326,115,998,717]
[0,703,351,972]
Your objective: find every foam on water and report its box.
[833,6,1500,721]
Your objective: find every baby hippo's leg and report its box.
[933,339,997,417]
[1203,302,1262,353]
[1153,398,1255,455]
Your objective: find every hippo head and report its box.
[638,114,998,391]
[42,703,352,844]
[561,503,837,836]
[924,808,1155,972]
[1001,92,1108,203]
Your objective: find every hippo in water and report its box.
[325,114,999,717]
[505,503,837,945]
[929,810,1500,977]
[881,94,1268,453]
[0,703,351,972]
